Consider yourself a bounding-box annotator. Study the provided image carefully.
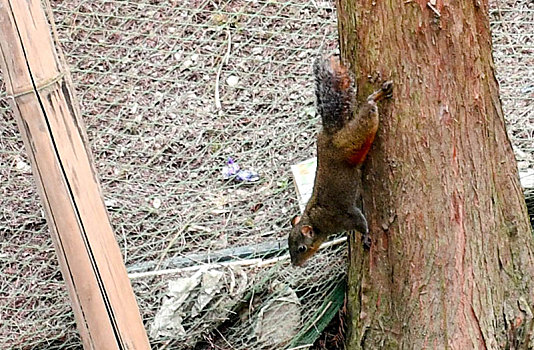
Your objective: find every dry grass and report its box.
[0,0,532,348]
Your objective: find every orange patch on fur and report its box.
[348,132,377,165]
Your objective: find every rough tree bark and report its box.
[338,0,534,348]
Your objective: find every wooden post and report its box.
[0,1,151,349]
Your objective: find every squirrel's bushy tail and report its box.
[313,56,355,133]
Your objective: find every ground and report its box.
[0,0,532,348]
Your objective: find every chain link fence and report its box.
[1,0,532,349]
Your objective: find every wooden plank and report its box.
[0,1,151,349]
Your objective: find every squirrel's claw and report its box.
[362,231,371,250]
[382,80,394,99]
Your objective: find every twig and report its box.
[215,29,232,110]
[129,258,263,279]
[427,2,441,17]
[286,344,314,350]
[154,211,204,271]
[128,238,287,274]
[316,28,328,55]
[214,328,235,350]
[122,226,128,263]
[159,339,172,350]
[129,236,348,279]
[309,300,332,332]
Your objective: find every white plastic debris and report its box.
[152,197,162,209]
[226,75,239,87]
[520,169,534,189]
[150,266,248,342]
[291,157,317,213]
[192,269,224,317]
[182,59,193,70]
[150,269,203,338]
[15,158,32,173]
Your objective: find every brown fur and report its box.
[289,56,393,266]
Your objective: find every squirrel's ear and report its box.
[291,215,301,227]
[301,225,314,238]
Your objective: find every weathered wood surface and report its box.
[0,1,151,348]
[337,0,534,348]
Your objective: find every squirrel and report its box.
[288,56,393,267]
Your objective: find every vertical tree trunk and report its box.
[338,0,534,348]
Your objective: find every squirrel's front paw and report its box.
[381,80,394,99]
[361,231,371,250]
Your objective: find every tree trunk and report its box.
[338,0,534,348]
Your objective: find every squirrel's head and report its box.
[288,215,322,267]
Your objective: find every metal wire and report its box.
[0,0,532,348]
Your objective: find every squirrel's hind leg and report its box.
[331,103,379,165]
[332,81,393,165]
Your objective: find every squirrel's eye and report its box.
[298,245,307,253]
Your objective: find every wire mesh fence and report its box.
[0,0,532,349]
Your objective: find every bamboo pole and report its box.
[0,1,151,349]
